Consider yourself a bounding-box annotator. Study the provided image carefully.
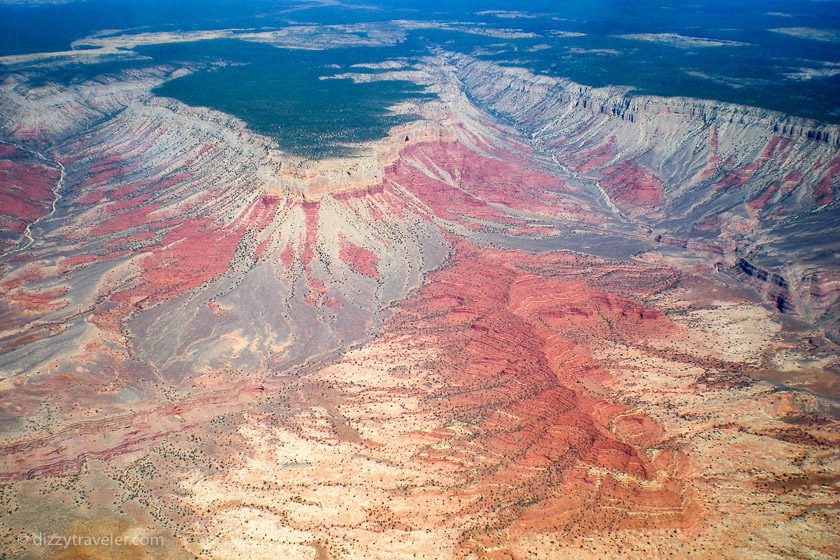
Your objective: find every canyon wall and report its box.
[448,53,840,335]
[0,50,837,560]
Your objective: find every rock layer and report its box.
[0,43,837,560]
[449,54,840,335]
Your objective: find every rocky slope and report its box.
[0,143,61,252]
[448,53,840,336]
[0,46,837,560]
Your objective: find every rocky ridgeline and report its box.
[447,53,840,334]
[0,47,838,560]
[0,67,181,144]
[448,54,840,148]
[0,64,453,389]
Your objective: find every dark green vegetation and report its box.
[0,0,285,56]
[304,0,840,122]
[143,41,432,158]
[424,26,840,123]
[25,59,157,88]
[2,0,839,123]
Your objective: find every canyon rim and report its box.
[0,1,839,559]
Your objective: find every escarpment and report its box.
[447,53,840,334]
[0,39,837,560]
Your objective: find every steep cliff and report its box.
[448,53,840,334]
[0,47,837,560]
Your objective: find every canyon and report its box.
[0,23,837,560]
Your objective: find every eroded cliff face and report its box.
[0,52,837,560]
[0,78,455,393]
[448,53,840,335]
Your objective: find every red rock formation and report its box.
[338,232,379,279]
[382,241,691,549]
[0,143,60,250]
[0,51,836,560]
[598,160,664,209]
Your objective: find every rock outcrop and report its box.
[0,46,837,560]
[448,53,840,335]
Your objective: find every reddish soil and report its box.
[130,217,245,301]
[573,136,617,172]
[0,143,61,248]
[387,140,598,224]
[814,152,839,205]
[338,232,379,280]
[748,182,780,210]
[384,240,691,546]
[599,160,664,209]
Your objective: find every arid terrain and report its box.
[0,5,839,560]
